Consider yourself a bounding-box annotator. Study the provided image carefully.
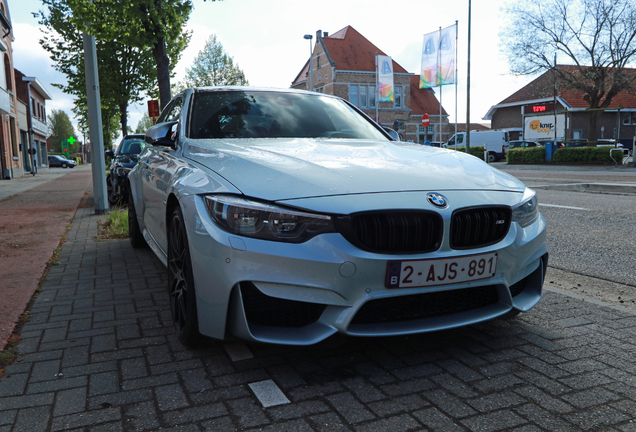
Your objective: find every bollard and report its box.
[484,149,488,163]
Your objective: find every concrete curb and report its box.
[533,182,636,194]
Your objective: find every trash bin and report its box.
[544,141,558,161]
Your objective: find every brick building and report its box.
[0,0,21,179]
[15,69,52,172]
[291,26,451,144]
[484,65,636,145]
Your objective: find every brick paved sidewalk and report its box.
[2,195,636,431]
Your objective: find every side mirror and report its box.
[105,149,114,158]
[145,121,178,148]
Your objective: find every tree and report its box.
[67,0,195,111]
[135,113,155,134]
[178,34,249,90]
[500,0,636,143]
[39,0,189,140]
[48,110,78,153]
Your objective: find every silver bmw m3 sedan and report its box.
[128,87,548,346]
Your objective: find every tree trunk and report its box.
[153,37,171,111]
[120,103,128,138]
[587,109,600,145]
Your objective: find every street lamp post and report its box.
[304,34,314,92]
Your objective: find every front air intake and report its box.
[335,211,443,254]
[450,206,511,250]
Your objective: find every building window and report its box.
[360,86,367,108]
[4,54,11,91]
[350,85,358,106]
[394,86,403,108]
[573,129,582,139]
[317,56,321,69]
[622,113,631,125]
[350,84,377,109]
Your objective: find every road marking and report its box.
[539,203,591,211]
[249,380,290,407]
[224,342,254,362]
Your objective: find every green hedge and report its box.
[506,147,545,164]
[552,146,624,164]
[452,146,486,159]
[506,146,624,164]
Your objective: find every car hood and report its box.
[183,138,525,200]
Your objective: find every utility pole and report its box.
[83,31,108,214]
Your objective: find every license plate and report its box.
[386,252,498,289]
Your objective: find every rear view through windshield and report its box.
[188,91,388,141]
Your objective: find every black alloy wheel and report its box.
[106,176,119,205]
[127,192,147,249]
[168,206,200,346]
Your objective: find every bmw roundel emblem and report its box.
[427,193,448,208]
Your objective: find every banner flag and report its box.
[437,24,456,86]
[377,55,394,102]
[420,30,439,89]
[420,24,456,88]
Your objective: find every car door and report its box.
[140,95,185,255]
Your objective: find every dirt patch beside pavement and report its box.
[545,266,636,313]
[0,167,92,349]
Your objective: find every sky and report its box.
[8,0,534,141]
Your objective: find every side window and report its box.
[157,96,184,123]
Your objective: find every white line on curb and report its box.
[539,203,591,211]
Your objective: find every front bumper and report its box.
[183,193,549,345]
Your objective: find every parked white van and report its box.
[444,131,509,162]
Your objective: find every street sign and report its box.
[422,113,430,128]
[148,100,160,124]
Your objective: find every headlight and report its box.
[205,195,336,243]
[512,188,539,227]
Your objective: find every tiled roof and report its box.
[409,75,448,116]
[322,26,408,73]
[292,26,409,85]
[497,65,636,109]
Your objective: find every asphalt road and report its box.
[537,188,635,287]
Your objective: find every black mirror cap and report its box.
[105,149,115,157]
[145,121,178,148]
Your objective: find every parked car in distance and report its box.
[105,134,146,205]
[128,87,548,347]
[507,140,538,150]
[48,155,77,168]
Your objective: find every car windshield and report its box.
[119,138,145,155]
[188,91,388,140]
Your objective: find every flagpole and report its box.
[466,0,472,151]
[375,52,379,124]
[438,26,442,143]
[454,20,458,145]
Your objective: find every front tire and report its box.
[107,176,119,205]
[168,206,200,346]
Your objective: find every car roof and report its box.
[190,86,340,99]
